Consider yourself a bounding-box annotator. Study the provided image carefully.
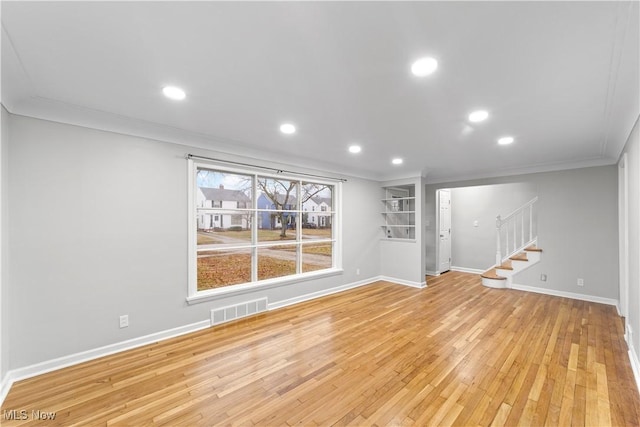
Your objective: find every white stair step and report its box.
[481,247,543,289]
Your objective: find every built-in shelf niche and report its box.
[381,185,416,240]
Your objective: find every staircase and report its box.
[481,197,542,289]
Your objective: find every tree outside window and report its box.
[192,165,338,293]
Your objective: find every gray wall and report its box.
[1,106,8,381]
[620,117,639,363]
[6,114,382,370]
[449,183,537,270]
[426,165,619,299]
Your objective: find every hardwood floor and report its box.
[3,272,640,426]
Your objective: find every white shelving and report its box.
[382,186,416,240]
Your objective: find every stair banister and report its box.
[513,219,517,253]
[521,212,524,248]
[496,215,502,265]
[495,197,538,264]
[529,203,533,242]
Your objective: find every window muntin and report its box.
[190,162,340,296]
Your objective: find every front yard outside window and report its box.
[189,161,341,298]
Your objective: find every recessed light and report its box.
[468,110,489,123]
[348,145,362,154]
[162,86,186,101]
[498,136,515,145]
[280,123,296,134]
[411,57,438,77]
[392,158,403,165]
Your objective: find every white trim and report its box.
[625,326,640,394]
[0,320,211,406]
[511,283,619,306]
[424,156,616,185]
[334,181,344,272]
[3,98,618,185]
[2,276,632,406]
[625,322,630,344]
[5,92,623,184]
[0,372,11,407]
[436,189,451,273]
[187,268,344,305]
[268,276,380,310]
[268,274,431,312]
[0,275,384,405]
[379,275,427,289]
[628,347,640,394]
[426,270,440,277]
[451,266,485,274]
[618,153,629,318]
[187,159,197,298]
[0,110,3,409]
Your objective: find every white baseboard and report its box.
[425,270,440,277]
[0,277,390,406]
[268,276,380,310]
[629,347,640,394]
[625,326,640,394]
[451,266,485,274]
[0,372,11,408]
[379,275,427,289]
[268,275,426,311]
[625,323,631,344]
[0,319,211,406]
[1,276,632,406]
[511,284,618,307]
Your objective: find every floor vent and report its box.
[210,298,268,326]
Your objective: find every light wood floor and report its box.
[3,272,640,426]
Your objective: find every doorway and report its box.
[437,189,451,273]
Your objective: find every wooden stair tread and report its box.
[524,245,543,252]
[509,252,528,262]
[497,260,513,270]
[481,269,507,280]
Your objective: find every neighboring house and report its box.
[197,185,251,230]
[302,197,332,227]
[312,196,332,228]
[302,197,317,226]
[199,189,332,230]
[257,192,298,229]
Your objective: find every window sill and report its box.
[186,268,344,305]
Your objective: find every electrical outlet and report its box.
[119,315,129,328]
[356,268,360,276]
[540,274,547,282]
[577,278,584,287]
[473,220,479,227]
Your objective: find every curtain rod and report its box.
[186,154,348,182]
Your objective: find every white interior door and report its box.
[438,189,451,273]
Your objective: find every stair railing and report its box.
[495,197,538,265]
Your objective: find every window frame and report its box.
[187,159,343,304]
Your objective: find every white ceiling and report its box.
[2,1,638,182]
